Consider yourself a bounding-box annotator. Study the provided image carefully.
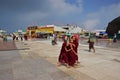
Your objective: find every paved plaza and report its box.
[0,40,17,51]
[0,39,120,80]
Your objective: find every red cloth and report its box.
[73,39,79,61]
[58,41,69,64]
[73,39,78,52]
[73,34,80,41]
[67,44,76,66]
[58,41,77,66]
[89,42,94,49]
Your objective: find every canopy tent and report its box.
[100,31,107,34]
[17,30,26,34]
[68,27,82,33]
[54,26,66,32]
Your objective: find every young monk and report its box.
[71,36,80,64]
[58,36,70,68]
[66,38,77,67]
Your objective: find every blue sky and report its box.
[0,0,120,33]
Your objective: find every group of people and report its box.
[57,34,97,68]
[13,34,28,41]
[57,35,80,68]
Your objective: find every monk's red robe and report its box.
[58,41,69,64]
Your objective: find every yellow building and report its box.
[26,26,39,38]
[26,25,66,38]
[36,26,54,34]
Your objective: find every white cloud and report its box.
[18,0,83,25]
[47,0,83,15]
[83,3,120,30]
[87,3,120,19]
[83,19,100,31]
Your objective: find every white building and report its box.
[61,25,84,34]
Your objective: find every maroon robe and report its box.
[73,39,79,61]
[89,42,94,49]
[67,43,76,66]
[58,41,69,64]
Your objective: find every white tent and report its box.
[54,26,66,32]
[69,27,82,33]
[46,25,66,32]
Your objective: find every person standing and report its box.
[67,38,77,67]
[58,36,78,68]
[58,36,70,68]
[71,36,80,64]
[13,34,16,41]
[88,34,95,53]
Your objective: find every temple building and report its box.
[106,16,120,39]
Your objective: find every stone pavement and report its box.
[15,40,120,80]
[0,41,74,80]
[1,39,120,80]
[0,40,17,51]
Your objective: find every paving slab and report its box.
[1,39,117,80]
[0,41,17,51]
[16,40,120,80]
[0,49,75,80]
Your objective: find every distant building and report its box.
[26,26,39,38]
[62,25,84,34]
[26,25,66,38]
[0,29,6,36]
